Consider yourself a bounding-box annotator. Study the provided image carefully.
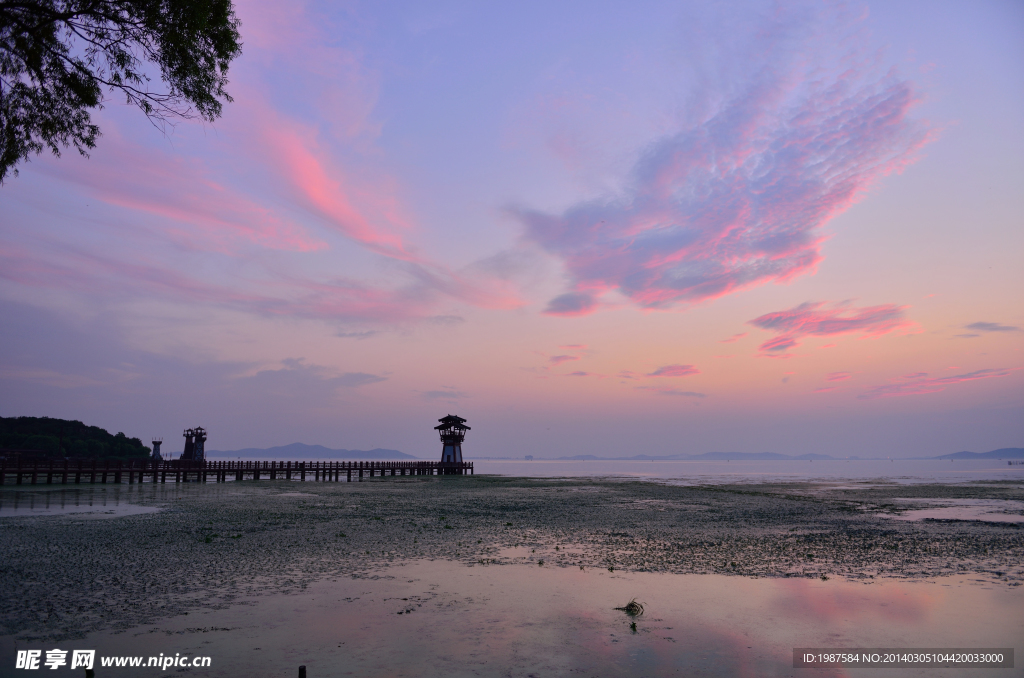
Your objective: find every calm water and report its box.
[470,458,1024,485]
[0,487,161,518]
[2,560,1019,677]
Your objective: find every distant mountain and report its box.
[932,448,1024,460]
[686,451,836,460]
[554,451,838,461]
[204,443,418,459]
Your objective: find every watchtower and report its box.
[182,429,195,460]
[151,438,163,461]
[193,427,207,462]
[181,427,207,462]
[435,414,469,472]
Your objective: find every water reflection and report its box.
[3,560,1017,677]
[473,458,1024,485]
[0,487,162,517]
[771,578,935,624]
[882,499,1024,523]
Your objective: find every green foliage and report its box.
[0,416,149,459]
[0,0,242,182]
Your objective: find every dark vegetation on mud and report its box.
[2,476,1021,641]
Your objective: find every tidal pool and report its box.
[880,499,1024,524]
[0,488,161,518]
[3,560,1019,678]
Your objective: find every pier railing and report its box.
[0,459,472,485]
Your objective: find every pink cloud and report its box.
[749,301,912,356]
[813,386,839,393]
[516,7,931,317]
[647,364,700,378]
[859,368,1015,400]
[0,242,457,325]
[826,372,852,382]
[549,355,580,366]
[37,130,326,254]
[255,114,413,260]
[902,372,928,379]
[559,344,588,350]
[719,333,747,344]
[5,110,523,327]
[0,1,525,326]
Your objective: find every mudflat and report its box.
[1,476,1022,642]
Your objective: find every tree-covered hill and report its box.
[0,417,150,460]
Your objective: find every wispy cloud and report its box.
[515,5,930,317]
[635,386,706,398]
[549,355,581,366]
[419,388,468,401]
[239,359,386,399]
[719,333,747,344]
[748,301,911,356]
[826,371,852,382]
[965,322,1020,333]
[647,364,700,378]
[0,1,525,329]
[858,368,1014,400]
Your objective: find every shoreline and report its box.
[2,476,1022,642]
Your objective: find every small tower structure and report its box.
[181,428,195,460]
[435,414,469,473]
[180,427,207,462]
[193,427,207,462]
[151,438,163,461]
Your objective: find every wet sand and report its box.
[2,476,1022,646]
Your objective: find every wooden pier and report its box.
[0,459,472,485]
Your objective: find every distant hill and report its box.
[0,416,149,459]
[205,442,417,460]
[555,451,838,461]
[684,451,836,460]
[932,448,1024,460]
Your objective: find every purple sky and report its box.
[1,0,1021,457]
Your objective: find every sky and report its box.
[1,0,1022,458]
